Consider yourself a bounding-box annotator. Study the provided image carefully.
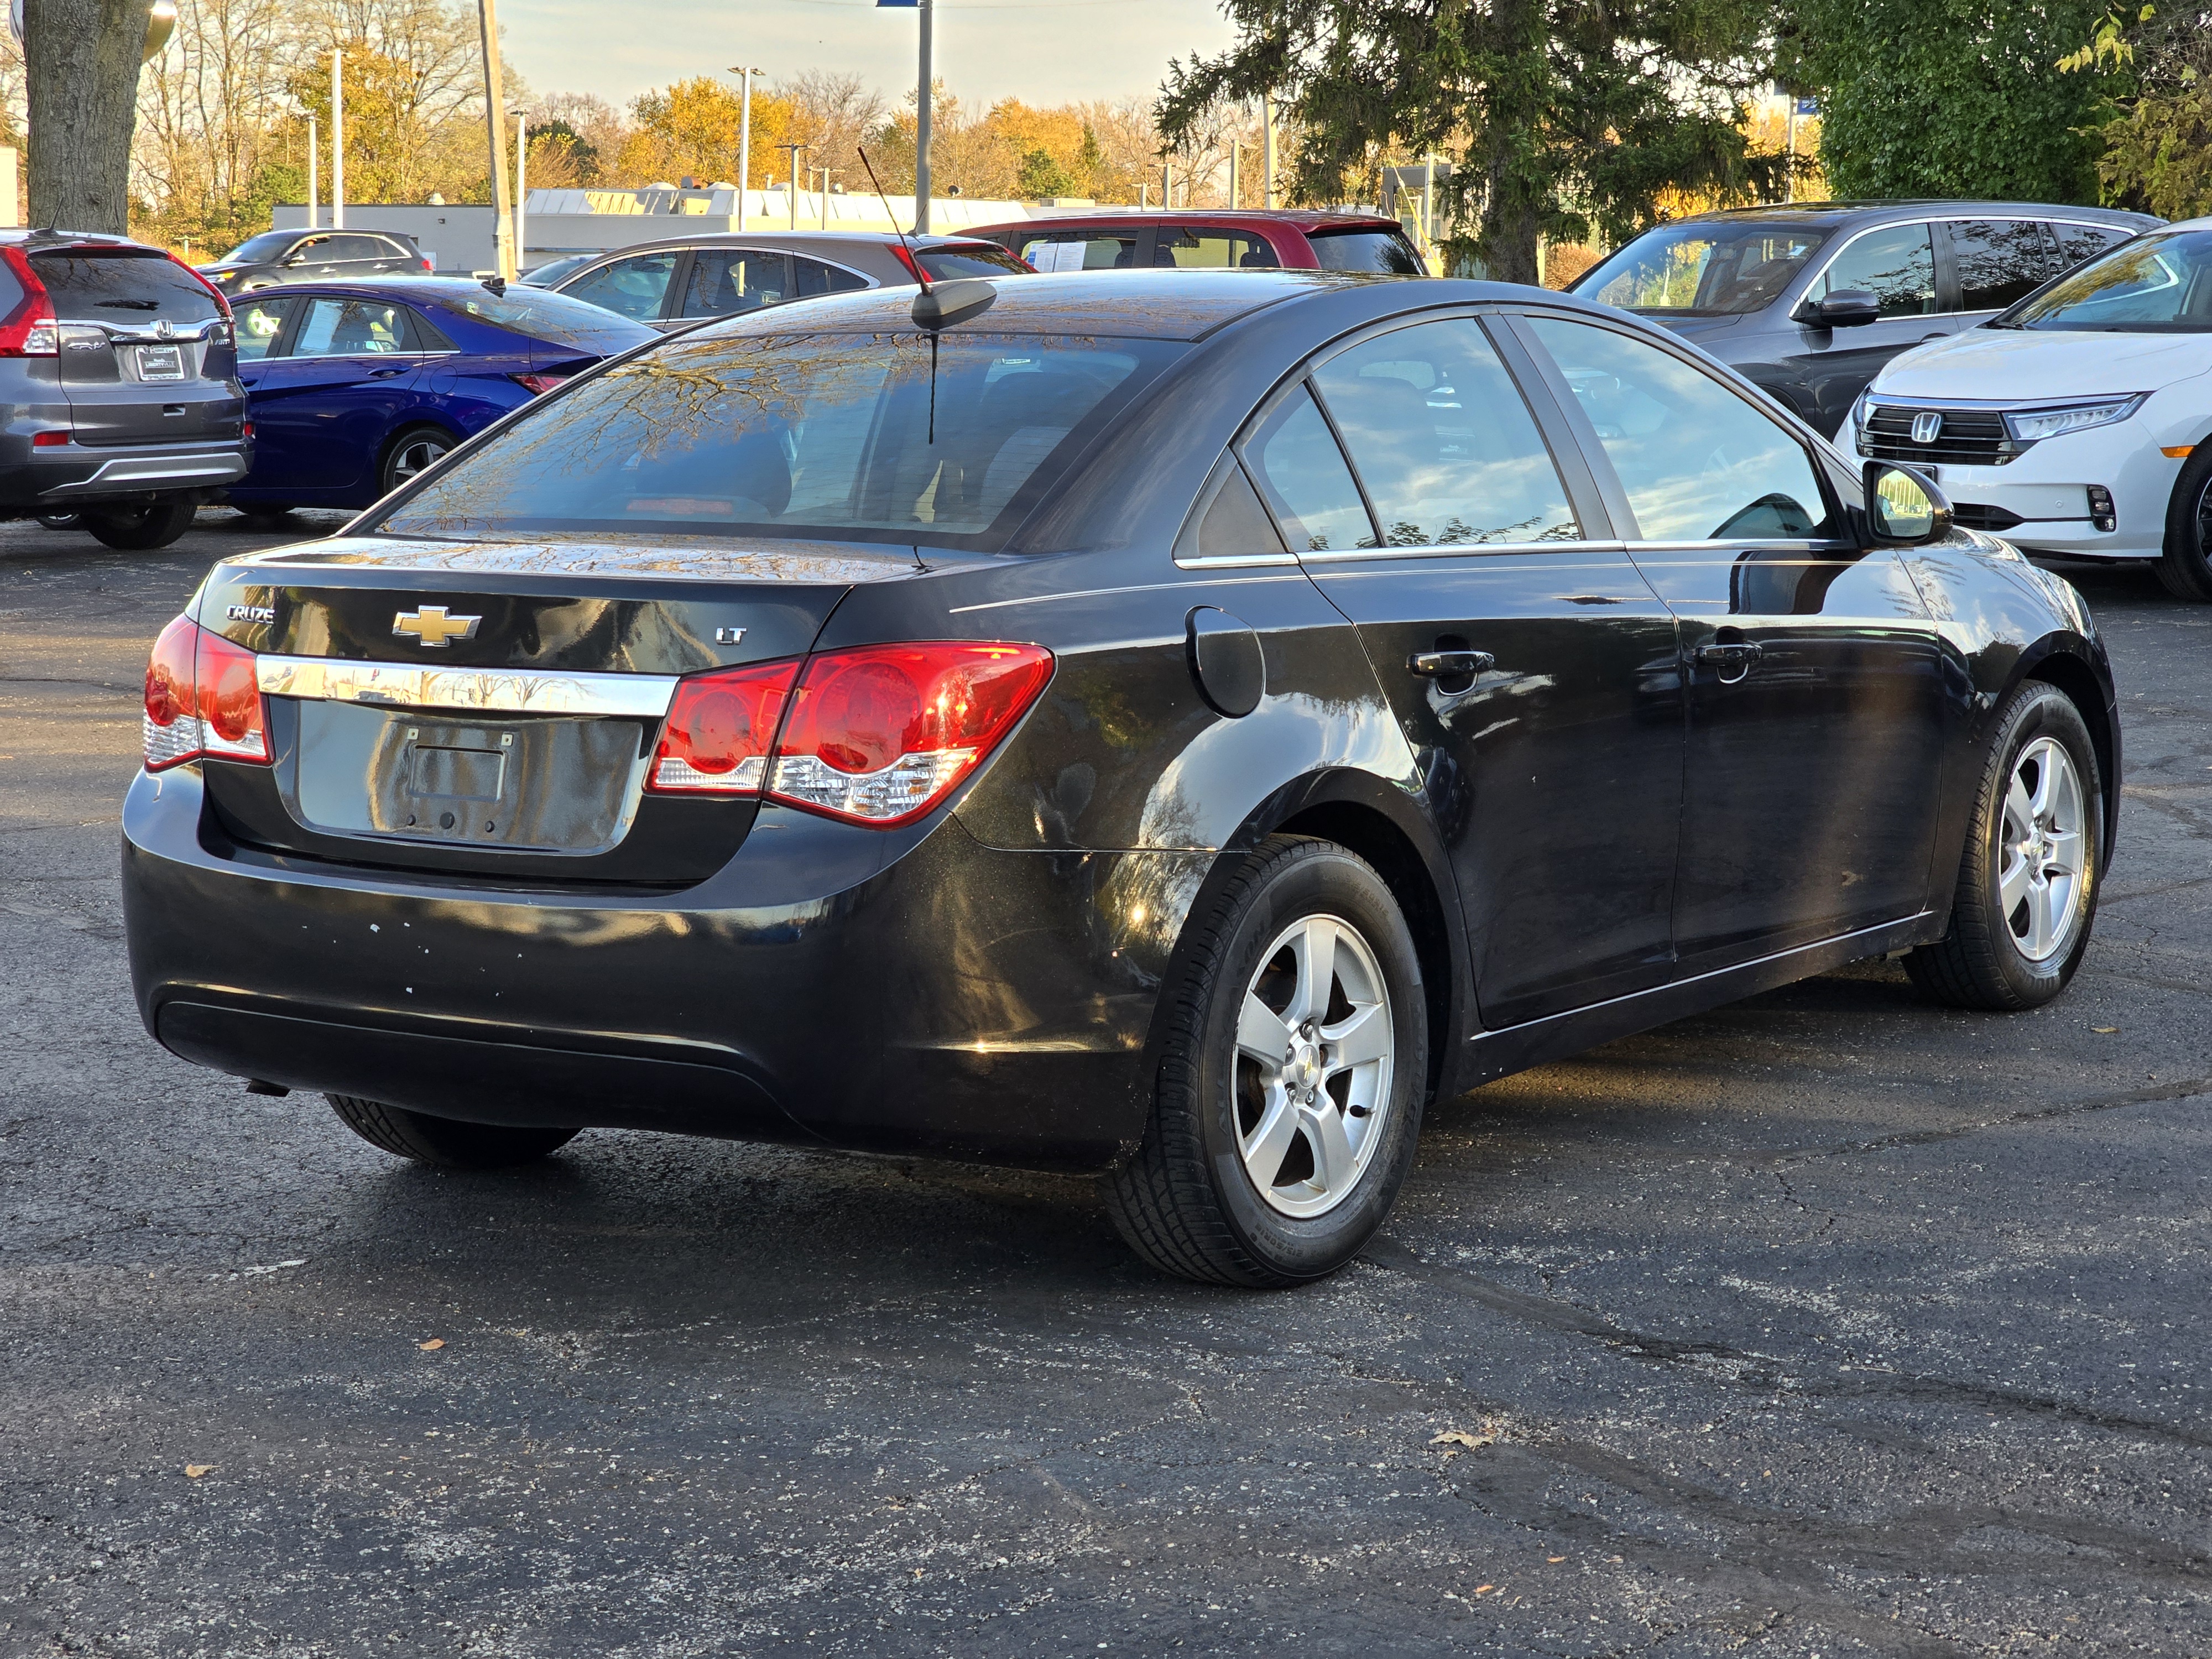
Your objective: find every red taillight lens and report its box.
[32,429,69,446]
[646,658,801,794]
[0,247,56,357]
[142,615,269,771]
[766,642,1052,826]
[420,257,435,272]
[510,371,572,396]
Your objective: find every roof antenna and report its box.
[858,143,995,333]
[858,145,929,295]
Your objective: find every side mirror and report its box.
[1864,461,1954,546]
[282,253,309,267]
[1795,287,1880,328]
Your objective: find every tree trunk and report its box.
[25,0,148,234]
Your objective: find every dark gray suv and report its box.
[200,229,433,296]
[1,231,249,549]
[1568,201,2159,436]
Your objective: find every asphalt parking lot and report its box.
[3,510,2208,1657]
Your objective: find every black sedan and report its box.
[122,270,2117,1286]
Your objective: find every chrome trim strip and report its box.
[254,656,679,717]
[1298,538,1616,564]
[1172,552,1300,570]
[40,455,247,496]
[950,573,1306,613]
[1796,213,2126,316]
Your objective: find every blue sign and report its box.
[1794,96,1819,115]
[877,1,919,6]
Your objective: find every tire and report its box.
[380,425,456,494]
[235,504,294,527]
[328,1094,580,1170]
[1106,834,1429,1287]
[1906,681,2103,1010]
[35,512,80,530]
[81,499,197,550]
[2153,444,2212,600]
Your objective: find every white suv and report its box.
[1838,219,2212,597]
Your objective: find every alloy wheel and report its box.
[389,435,450,488]
[1233,913,1395,1219]
[1999,735,2088,962]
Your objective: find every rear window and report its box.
[375,329,1181,550]
[1307,228,1424,274]
[435,285,658,353]
[916,244,1034,280]
[29,249,223,325]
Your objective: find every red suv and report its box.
[967,210,1423,275]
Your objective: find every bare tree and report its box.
[781,67,883,179]
[26,0,150,232]
[134,0,294,245]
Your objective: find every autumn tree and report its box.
[27,0,152,232]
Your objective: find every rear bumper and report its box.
[0,441,249,506]
[122,764,1207,1173]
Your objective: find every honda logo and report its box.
[154,318,174,340]
[1910,411,1943,445]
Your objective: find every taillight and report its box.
[510,371,572,396]
[142,615,269,771]
[0,247,56,357]
[766,642,1052,826]
[32,429,69,446]
[646,658,801,794]
[168,253,234,320]
[420,257,434,273]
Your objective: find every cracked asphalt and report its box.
[2,512,2208,1657]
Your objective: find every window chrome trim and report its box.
[1799,214,2127,317]
[254,656,678,718]
[1298,537,1614,564]
[1172,551,1301,570]
[1625,538,1838,553]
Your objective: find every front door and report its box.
[1781,220,1946,434]
[247,295,430,492]
[1242,311,1686,1028]
[1519,311,1948,971]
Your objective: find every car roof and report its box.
[239,276,639,312]
[0,229,169,253]
[1653,200,2161,230]
[575,229,998,257]
[967,209,1406,236]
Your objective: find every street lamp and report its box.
[727,66,765,232]
[777,142,808,231]
[812,167,841,229]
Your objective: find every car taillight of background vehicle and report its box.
[143,615,269,770]
[0,247,57,357]
[510,372,572,395]
[646,641,1053,826]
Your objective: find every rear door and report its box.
[1248,309,1687,1029]
[1013,226,1144,272]
[34,247,242,447]
[1516,309,1947,969]
[672,248,792,322]
[1937,219,2064,325]
[246,295,434,491]
[1152,227,1283,269]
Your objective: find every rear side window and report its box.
[2053,222,2130,267]
[1307,228,1423,274]
[795,257,869,298]
[1947,220,2062,312]
[29,250,223,325]
[1811,223,1937,317]
[1154,230,1281,269]
[1021,232,1139,271]
[1526,315,1832,542]
[681,249,790,317]
[1241,385,1377,553]
[1312,318,1578,547]
[915,244,1034,281]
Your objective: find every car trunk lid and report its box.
[35,246,243,447]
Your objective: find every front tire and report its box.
[328,1094,580,1170]
[81,499,197,550]
[1906,682,2102,1010]
[1107,834,1429,1287]
[2153,444,2212,599]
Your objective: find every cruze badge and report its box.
[226,602,275,624]
[392,606,481,648]
[1910,411,1943,445]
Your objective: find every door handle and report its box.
[368,367,404,379]
[1408,649,1494,678]
[1695,639,1764,681]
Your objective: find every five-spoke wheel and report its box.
[382,426,455,495]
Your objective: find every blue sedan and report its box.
[223,278,657,516]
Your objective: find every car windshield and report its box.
[1308,228,1424,274]
[220,231,299,265]
[1574,221,1830,315]
[2000,229,2212,331]
[374,328,1181,550]
[437,285,661,352]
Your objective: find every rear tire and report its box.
[81,499,197,550]
[2153,445,2212,599]
[35,512,79,530]
[328,1094,580,1170]
[380,425,455,494]
[1106,834,1428,1287]
[1906,681,2102,1010]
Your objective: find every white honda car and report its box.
[1837,218,2212,597]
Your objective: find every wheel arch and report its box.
[2014,638,2120,871]
[374,418,463,489]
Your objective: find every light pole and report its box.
[778,142,808,231]
[914,0,933,233]
[306,113,317,230]
[1262,92,1277,209]
[514,115,526,272]
[330,48,344,228]
[476,0,515,278]
[813,167,841,228]
[727,66,765,232]
[1227,140,1239,211]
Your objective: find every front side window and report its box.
[1574,222,1828,316]
[561,251,681,322]
[1810,223,1936,317]
[1311,317,1578,547]
[289,297,416,357]
[375,331,1178,549]
[680,250,790,318]
[1241,385,1376,553]
[1021,232,1140,272]
[288,236,335,264]
[1154,231,1281,270]
[233,294,298,359]
[1526,315,1832,542]
[1948,220,2061,312]
[2003,229,2212,332]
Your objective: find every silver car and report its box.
[546,230,1032,331]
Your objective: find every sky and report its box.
[497,0,1241,114]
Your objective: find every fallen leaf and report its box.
[418,1338,445,1351]
[184,1464,214,1478]
[1474,1584,1495,1594]
[1547,1556,1566,1563]
[2093,1026,2119,1034]
[1430,1430,1494,1451]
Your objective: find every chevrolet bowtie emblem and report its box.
[392,606,481,648]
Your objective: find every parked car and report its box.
[969,208,1425,275]
[200,229,434,295]
[1837,218,2212,598]
[544,231,1034,330]
[0,229,249,549]
[517,253,597,288]
[221,277,656,517]
[125,270,2115,1286]
[1568,201,2158,437]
